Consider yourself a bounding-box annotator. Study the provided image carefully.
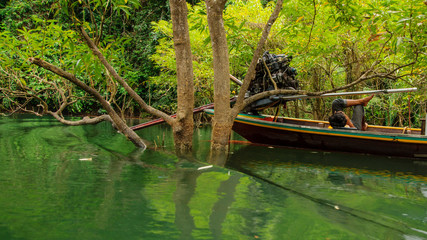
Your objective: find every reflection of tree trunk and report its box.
[208,149,229,167]
[54,153,72,198]
[209,175,240,239]
[92,148,166,229]
[173,169,201,240]
[95,159,125,229]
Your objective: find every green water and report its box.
[0,115,426,240]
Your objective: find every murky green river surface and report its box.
[0,115,426,240]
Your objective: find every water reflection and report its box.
[171,159,240,240]
[1,116,427,239]
[227,144,427,182]
[208,174,240,238]
[173,167,200,239]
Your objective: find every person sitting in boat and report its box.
[328,95,374,130]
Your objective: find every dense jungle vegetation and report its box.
[0,0,426,127]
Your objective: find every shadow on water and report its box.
[226,144,427,178]
[225,144,427,239]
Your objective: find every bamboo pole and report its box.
[229,74,243,86]
[131,83,416,130]
[278,88,417,100]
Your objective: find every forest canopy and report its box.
[0,0,426,127]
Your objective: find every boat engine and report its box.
[245,51,299,112]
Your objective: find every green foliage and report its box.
[1,19,98,113]
[279,0,426,125]
[120,0,174,114]
[150,0,426,126]
[0,0,175,115]
[0,0,57,33]
[0,0,140,114]
[1,0,425,124]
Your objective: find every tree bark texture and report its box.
[28,57,147,149]
[170,0,195,152]
[206,0,233,152]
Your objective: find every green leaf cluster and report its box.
[0,0,174,115]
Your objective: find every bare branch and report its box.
[48,112,112,126]
[304,0,317,51]
[1,67,117,128]
[28,57,146,149]
[0,68,50,115]
[78,27,175,125]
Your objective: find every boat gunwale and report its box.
[234,111,421,131]
[204,109,427,144]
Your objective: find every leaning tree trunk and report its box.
[170,0,195,153]
[31,20,196,152]
[205,0,233,152]
[29,57,147,149]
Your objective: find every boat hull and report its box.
[215,110,427,159]
[233,121,427,159]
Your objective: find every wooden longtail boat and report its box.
[204,109,427,159]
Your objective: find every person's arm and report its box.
[337,111,354,128]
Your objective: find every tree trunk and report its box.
[205,0,232,152]
[170,0,195,153]
[206,0,284,153]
